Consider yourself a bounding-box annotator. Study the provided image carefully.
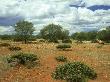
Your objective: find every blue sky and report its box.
[88,5,110,11]
[0,0,110,34]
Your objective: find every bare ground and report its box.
[0,42,110,82]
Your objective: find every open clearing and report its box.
[0,42,110,82]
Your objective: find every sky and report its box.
[0,0,110,35]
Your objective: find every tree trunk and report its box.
[24,39,27,44]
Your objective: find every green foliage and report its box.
[71,31,97,42]
[8,46,21,51]
[71,32,87,42]
[87,31,97,41]
[61,30,70,40]
[55,56,67,62]
[7,53,39,68]
[62,39,72,43]
[48,39,59,43]
[14,20,35,44]
[40,24,69,42]
[97,26,110,43]
[56,44,71,50]
[71,26,110,43]
[52,62,97,82]
[28,35,37,41]
[0,35,13,40]
[0,43,10,47]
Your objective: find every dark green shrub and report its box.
[8,46,21,51]
[62,39,72,43]
[56,44,71,50]
[55,56,67,62]
[0,43,10,47]
[48,39,59,43]
[7,53,39,68]
[52,62,97,82]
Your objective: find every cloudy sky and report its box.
[0,0,110,34]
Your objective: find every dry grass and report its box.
[0,41,110,82]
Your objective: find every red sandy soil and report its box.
[0,42,110,82]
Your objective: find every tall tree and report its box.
[40,24,69,42]
[14,20,35,44]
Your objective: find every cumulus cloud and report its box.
[0,26,14,35]
[0,0,110,34]
[84,0,110,7]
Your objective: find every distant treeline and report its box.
[0,20,110,43]
[0,35,39,41]
[71,26,110,43]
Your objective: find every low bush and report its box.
[7,53,39,68]
[62,39,72,43]
[8,46,21,51]
[55,56,67,62]
[56,44,71,50]
[52,62,97,82]
[0,43,10,47]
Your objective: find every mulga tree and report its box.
[40,24,69,43]
[14,20,35,44]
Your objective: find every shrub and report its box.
[62,39,72,43]
[55,56,67,62]
[8,46,21,51]
[7,53,39,68]
[52,62,97,82]
[56,44,71,50]
[0,43,10,47]
[48,39,59,43]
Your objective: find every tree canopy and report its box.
[40,24,69,42]
[14,20,35,43]
[71,31,97,42]
[97,26,110,42]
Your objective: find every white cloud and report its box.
[84,0,110,7]
[0,0,110,34]
[0,0,20,17]
[0,26,14,35]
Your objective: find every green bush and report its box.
[0,43,10,47]
[7,53,39,68]
[52,62,97,82]
[62,39,72,43]
[8,46,21,51]
[56,44,71,50]
[55,56,67,62]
